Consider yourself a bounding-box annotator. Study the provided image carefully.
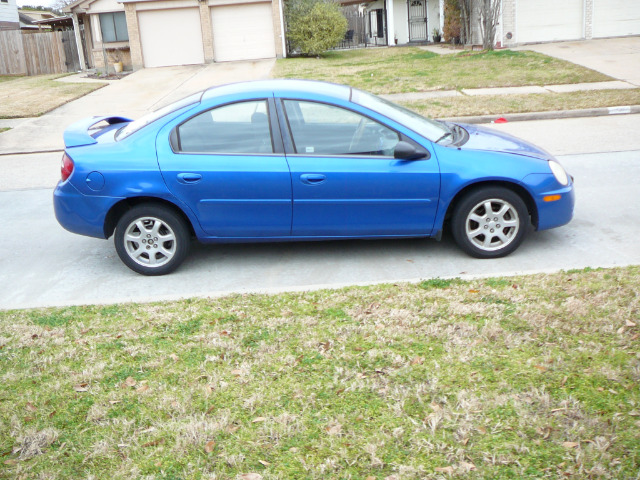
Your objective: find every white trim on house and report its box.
[386,0,395,44]
[278,0,286,58]
[0,0,19,26]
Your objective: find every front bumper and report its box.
[522,173,575,231]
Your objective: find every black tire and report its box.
[114,204,190,275]
[451,187,529,259]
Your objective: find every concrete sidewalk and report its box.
[3,76,637,149]
[381,79,636,102]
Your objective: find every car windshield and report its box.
[115,91,203,141]
[351,88,452,144]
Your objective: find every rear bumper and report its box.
[53,180,121,239]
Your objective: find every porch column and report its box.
[439,0,444,33]
[124,3,143,70]
[71,12,86,71]
[386,0,395,45]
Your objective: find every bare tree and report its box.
[458,0,473,45]
[51,0,76,14]
[477,0,500,50]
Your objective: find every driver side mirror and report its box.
[394,141,430,161]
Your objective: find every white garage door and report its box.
[517,0,583,43]
[138,8,204,68]
[211,2,276,62]
[593,0,640,38]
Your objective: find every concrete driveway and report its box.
[0,59,274,155]
[517,37,640,87]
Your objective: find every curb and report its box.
[0,149,63,157]
[442,105,640,124]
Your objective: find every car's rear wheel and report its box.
[451,187,528,258]
[114,204,190,275]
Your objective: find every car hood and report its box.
[457,123,552,161]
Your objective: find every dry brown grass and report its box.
[0,267,638,479]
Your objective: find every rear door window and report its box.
[177,100,273,154]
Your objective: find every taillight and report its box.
[61,152,74,181]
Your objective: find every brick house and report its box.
[65,0,286,71]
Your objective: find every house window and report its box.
[1,0,9,4]
[99,12,128,43]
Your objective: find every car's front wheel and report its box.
[114,204,190,275]
[451,187,528,258]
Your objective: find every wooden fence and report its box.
[0,29,80,76]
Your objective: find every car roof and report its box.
[200,79,352,103]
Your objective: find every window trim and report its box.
[279,98,403,159]
[171,98,284,156]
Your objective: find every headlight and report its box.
[549,160,569,186]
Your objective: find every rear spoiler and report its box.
[63,116,132,148]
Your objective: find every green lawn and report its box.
[272,48,612,95]
[1,266,639,479]
[0,74,106,119]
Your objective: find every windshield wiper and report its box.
[435,131,452,143]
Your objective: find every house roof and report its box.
[18,12,39,29]
[18,10,57,21]
[64,0,94,13]
[33,15,73,28]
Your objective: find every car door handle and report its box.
[177,173,202,184]
[300,174,326,185]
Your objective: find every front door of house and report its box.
[408,0,427,41]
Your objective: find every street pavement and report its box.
[1,114,639,310]
[1,39,640,309]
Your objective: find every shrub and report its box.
[443,0,461,44]
[286,0,348,56]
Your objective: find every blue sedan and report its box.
[54,80,574,275]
